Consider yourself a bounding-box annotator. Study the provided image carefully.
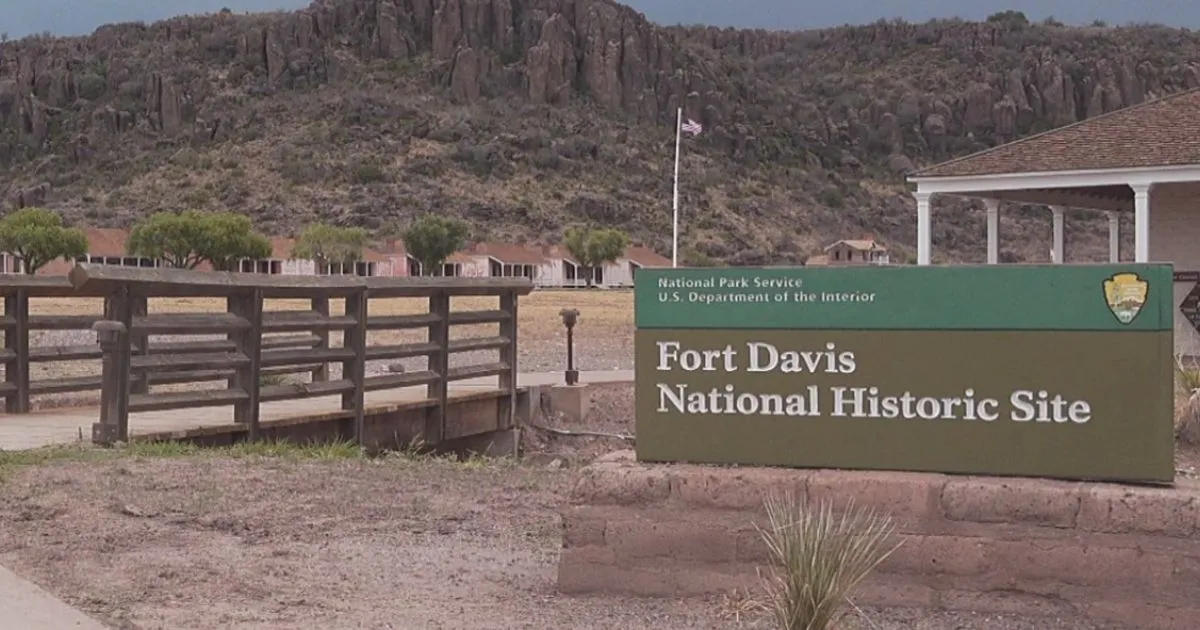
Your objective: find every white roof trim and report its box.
[909,163,1200,194]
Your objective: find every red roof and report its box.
[466,242,546,264]
[624,246,671,267]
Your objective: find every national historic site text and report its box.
[654,340,1092,423]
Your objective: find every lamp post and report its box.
[559,308,580,385]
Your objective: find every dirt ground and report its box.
[0,382,1175,630]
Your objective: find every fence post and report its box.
[499,290,518,429]
[4,289,29,413]
[92,317,131,445]
[129,295,149,395]
[310,297,330,382]
[425,291,450,443]
[342,289,367,443]
[230,289,263,440]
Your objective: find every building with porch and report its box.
[33,228,158,276]
[808,235,890,267]
[907,86,1200,354]
[250,238,391,277]
[453,243,545,280]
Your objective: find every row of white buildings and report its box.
[13,228,672,289]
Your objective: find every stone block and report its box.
[941,477,1081,528]
[544,384,591,423]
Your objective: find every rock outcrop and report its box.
[2,1,1199,168]
[1,3,1199,263]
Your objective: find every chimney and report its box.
[862,232,875,241]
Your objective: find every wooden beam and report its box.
[426,292,451,444]
[4,290,29,413]
[93,288,132,445]
[366,276,534,298]
[229,289,264,438]
[956,189,1131,213]
[342,290,368,444]
[0,275,105,298]
[310,297,330,383]
[499,291,518,432]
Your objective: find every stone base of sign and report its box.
[544,384,591,423]
[558,451,1200,630]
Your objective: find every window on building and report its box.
[238,259,283,274]
[0,254,22,274]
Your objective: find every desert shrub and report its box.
[756,491,901,630]
[451,141,507,177]
[818,186,844,208]
[347,158,388,184]
[76,72,107,100]
[531,148,563,170]
[1175,355,1200,395]
[1174,356,1200,444]
[406,157,446,177]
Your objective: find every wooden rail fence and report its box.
[0,264,532,445]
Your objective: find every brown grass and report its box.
[26,288,632,336]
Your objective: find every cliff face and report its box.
[2,3,1199,263]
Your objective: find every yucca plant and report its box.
[1174,354,1200,395]
[755,490,902,630]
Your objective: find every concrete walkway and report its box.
[0,565,110,629]
[0,370,635,451]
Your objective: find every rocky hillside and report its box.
[2,3,1199,264]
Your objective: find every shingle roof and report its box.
[911,87,1200,178]
[467,243,546,264]
[85,228,130,257]
[624,246,671,267]
[271,237,388,262]
[825,239,886,253]
[541,244,577,263]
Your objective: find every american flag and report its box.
[680,118,702,135]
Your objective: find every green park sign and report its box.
[634,265,1176,484]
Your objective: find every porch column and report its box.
[1050,206,1065,264]
[915,191,932,265]
[1107,211,1120,263]
[1131,183,1152,262]
[984,199,1000,264]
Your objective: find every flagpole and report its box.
[672,107,682,268]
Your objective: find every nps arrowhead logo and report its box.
[1102,272,1149,325]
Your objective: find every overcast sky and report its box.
[4,0,1197,39]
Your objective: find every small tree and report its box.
[402,215,470,276]
[0,208,88,275]
[564,226,630,287]
[127,210,271,270]
[291,223,369,274]
[200,213,272,271]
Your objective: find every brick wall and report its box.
[558,451,1200,630]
